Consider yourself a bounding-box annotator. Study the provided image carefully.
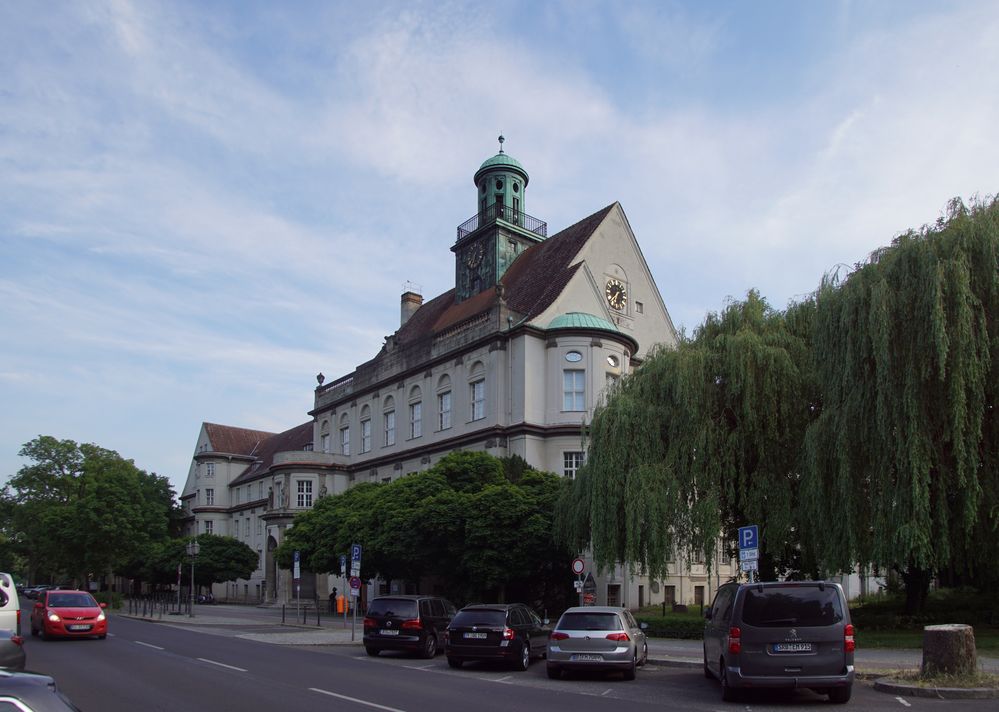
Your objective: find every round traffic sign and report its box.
[571,558,585,575]
[349,576,361,590]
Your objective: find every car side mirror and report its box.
[34,602,43,609]
[99,602,108,609]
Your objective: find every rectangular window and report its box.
[205,488,214,505]
[563,369,586,411]
[204,520,214,534]
[340,426,350,456]
[563,451,585,479]
[321,433,330,453]
[636,301,644,314]
[256,520,262,536]
[244,519,250,537]
[470,379,485,421]
[360,419,371,453]
[438,391,452,430]
[410,402,422,438]
[205,462,215,477]
[258,482,263,500]
[234,488,240,505]
[297,480,313,508]
[384,410,396,446]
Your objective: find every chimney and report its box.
[401,290,423,326]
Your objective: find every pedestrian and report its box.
[329,588,337,613]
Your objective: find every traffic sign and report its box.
[340,554,347,576]
[738,525,759,550]
[573,581,583,592]
[571,558,585,575]
[740,560,759,573]
[351,544,362,562]
[293,550,301,580]
[349,576,361,597]
[739,548,759,562]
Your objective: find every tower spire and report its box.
[497,133,505,154]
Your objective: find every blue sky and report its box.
[2,0,996,495]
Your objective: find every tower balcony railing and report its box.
[456,203,547,242]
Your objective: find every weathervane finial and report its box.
[497,134,505,153]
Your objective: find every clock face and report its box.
[465,243,484,269]
[605,278,627,310]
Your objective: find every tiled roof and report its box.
[204,423,276,457]
[394,203,616,343]
[230,421,315,485]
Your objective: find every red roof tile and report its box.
[204,423,276,457]
[231,421,315,485]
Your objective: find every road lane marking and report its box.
[197,657,248,672]
[310,688,406,712]
[134,641,164,650]
[402,664,434,670]
[601,689,613,696]
[895,697,912,707]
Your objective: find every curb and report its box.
[873,677,999,700]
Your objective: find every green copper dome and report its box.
[474,136,529,186]
[547,312,620,332]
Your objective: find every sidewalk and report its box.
[118,604,999,677]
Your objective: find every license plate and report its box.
[68,624,91,631]
[463,632,488,639]
[380,629,399,636]
[570,654,603,662]
[773,642,812,653]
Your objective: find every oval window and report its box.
[607,355,619,367]
[513,183,520,193]
[565,351,583,363]
[495,179,503,190]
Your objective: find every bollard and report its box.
[282,605,286,625]
[317,608,321,627]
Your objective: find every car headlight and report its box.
[47,612,61,622]
[97,610,106,621]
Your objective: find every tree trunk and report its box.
[901,565,932,614]
[921,624,977,677]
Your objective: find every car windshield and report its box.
[48,593,96,607]
[367,599,418,618]
[452,610,506,627]
[741,586,844,627]
[556,612,622,632]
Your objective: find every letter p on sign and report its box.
[739,525,759,550]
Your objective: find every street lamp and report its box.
[187,538,200,618]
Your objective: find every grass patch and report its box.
[891,670,999,689]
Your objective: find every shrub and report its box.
[93,591,123,610]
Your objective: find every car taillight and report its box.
[605,632,631,642]
[550,631,569,641]
[401,619,422,631]
[844,624,855,653]
[362,617,376,628]
[727,626,741,654]
[503,627,515,640]
[11,635,24,646]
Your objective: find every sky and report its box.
[2,0,997,496]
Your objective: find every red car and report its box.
[30,590,108,640]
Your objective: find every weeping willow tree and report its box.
[557,290,818,582]
[800,197,999,612]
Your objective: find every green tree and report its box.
[194,535,259,587]
[4,436,177,585]
[801,197,999,612]
[278,452,573,609]
[557,291,817,582]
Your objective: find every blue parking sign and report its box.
[351,544,362,562]
[738,525,759,550]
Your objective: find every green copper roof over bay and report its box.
[474,152,529,185]
[547,312,620,332]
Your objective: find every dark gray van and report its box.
[703,581,854,703]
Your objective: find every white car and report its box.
[546,606,648,680]
[0,573,22,636]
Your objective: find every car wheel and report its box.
[420,631,438,659]
[639,641,649,667]
[720,659,738,702]
[30,624,38,637]
[827,685,852,704]
[514,641,530,671]
[623,650,637,681]
[546,664,561,680]
[365,647,380,657]
[447,656,463,669]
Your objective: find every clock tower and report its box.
[453,136,547,303]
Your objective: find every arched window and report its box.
[383,396,396,447]
[468,362,485,421]
[437,374,452,430]
[339,413,350,456]
[360,405,372,454]
[409,386,423,439]
[320,420,330,454]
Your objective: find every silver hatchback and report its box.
[546,606,648,680]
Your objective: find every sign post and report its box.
[738,525,759,584]
[350,544,362,641]
[340,554,348,628]
[571,558,585,607]
[293,550,301,621]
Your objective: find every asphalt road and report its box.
[17,613,995,712]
